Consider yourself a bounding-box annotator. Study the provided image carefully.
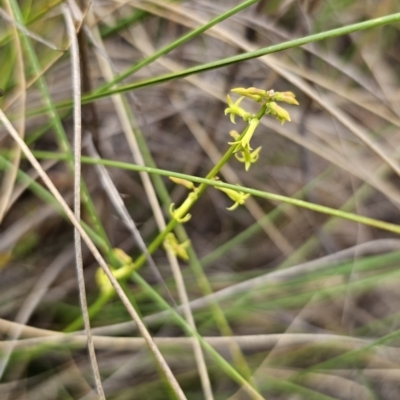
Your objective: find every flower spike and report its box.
[226,87,298,171]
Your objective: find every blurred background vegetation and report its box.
[1,0,400,399]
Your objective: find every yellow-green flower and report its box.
[230,87,299,108]
[96,267,114,295]
[271,91,299,105]
[169,176,195,190]
[267,102,291,124]
[235,146,262,171]
[169,192,198,223]
[228,118,259,152]
[95,248,134,295]
[231,87,267,102]
[164,233,190,261]
[169,203,192,223]
[224,95,251,124]
[216,186,250,210]
[112,248,133,265]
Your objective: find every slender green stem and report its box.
[8,0,111,251]
[0,154,108,252]
[27,11,400,115]
[127,105,268,276]
[80,12,400,104]
[26,0,260,117]
[28,149,400,236]
[97,0,260,92]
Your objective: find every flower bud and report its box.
[267,102,291,124]
[169,176,195,190]
[231,87,267,102]
[272,91,299,105]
